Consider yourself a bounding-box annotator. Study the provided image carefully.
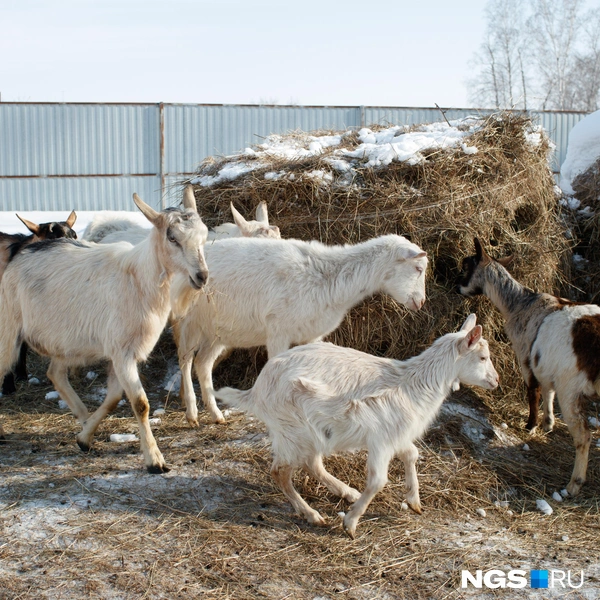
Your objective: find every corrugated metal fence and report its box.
[0,102,588,211]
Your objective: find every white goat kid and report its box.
[175,234,428,426]
[215,314,499,537]
[0,194,209,473]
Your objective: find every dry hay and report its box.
[187,112,570,431]
[564,156,600,302]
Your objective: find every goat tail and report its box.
[214,386,253,411]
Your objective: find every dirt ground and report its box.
[1,333,599,600]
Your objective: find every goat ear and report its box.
[459,325,483,354]
[182,185,197,213]
[66,210,77,228]
[459,313,477,332]
[496,255,514,268]
[230,203,249,232]
[16,214,40,236]
[474,238,491,265]
[133,193,161,226]
[401,249,427,261]
[255,201,269,224]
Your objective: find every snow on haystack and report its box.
[191,117,484,188]
[560,109,600,196]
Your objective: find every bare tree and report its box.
[528,0,583,109]
[565,8,600,111]
[469,0,600,111]
[468,0,530,109]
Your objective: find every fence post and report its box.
[159,102,166,208]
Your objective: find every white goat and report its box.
[175,234,428,426]
[458,238,600,496]
[0,194,209,473]
[215,314,499,537]
[83,185,280,245]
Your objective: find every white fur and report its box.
[175,234,428,426]
[214,314,498,537]
[0,195,209,473]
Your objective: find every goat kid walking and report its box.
[215,314,498,538]
[0,195,208,472]
[458,239,600,496]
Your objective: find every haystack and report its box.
[564,157,600,303]
[184,113,569,427]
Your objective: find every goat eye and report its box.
[167,232,177,244]
[416,266,423,274]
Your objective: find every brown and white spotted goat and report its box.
[0,211,78,396]
[458,238,600,496]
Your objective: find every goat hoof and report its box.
[147,463,170,474]
[566,478,584,497]
[525,422,537,432]
[407,501,423,515]
[342,521,356,539]
[76,439,91,453]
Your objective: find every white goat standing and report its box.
[83,185,280,245]
[175,234,428,426]
[215,314,499,537]
[0,194,209,473]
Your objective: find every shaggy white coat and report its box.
[215,314,498,538]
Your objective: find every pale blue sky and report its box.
[1,0,487,107]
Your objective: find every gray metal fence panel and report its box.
[0,175,162,212]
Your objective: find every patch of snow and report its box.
[460,143,478,155]
[153,408,165,416]
[476,508,486,517]
[560,109,600,195]
[401,502,408,511]
[536,499,553,515]
[28,377,40,385]
[57,399,69,410]
[560,488,569,497]
[109,434,138,443]
[522,443,530,451]
[86,371,97,380]
[552,491,563,502]
[45,391,60,400]
[587,416,599,428]
[148,418,161,426]
[500,422,508,429]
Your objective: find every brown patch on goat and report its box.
[133,397,150,419]
[572,315,600,383]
